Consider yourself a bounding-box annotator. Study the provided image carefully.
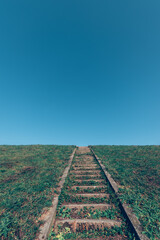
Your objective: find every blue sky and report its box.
[0,0,160,146]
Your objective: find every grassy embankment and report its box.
[91,145,160,240]
[0,145,75,240]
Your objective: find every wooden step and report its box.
[54,219,121,232]
[74,159,94,161]
[73,164,97,167]
[73,169,100,172]
[71,185,106,190]
[73,167,99,170]
[74,174,102,178]
[74,162,95,165]
[70,170,101,174]
[74,179,104,183]
[61,203,112,211]
[74,193,110,198]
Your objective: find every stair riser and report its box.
[70,170,101,174]
[74,193,110,198]
[54,219,121,233]
[71,185,106,190]
[73,174,102,178]
[72,167,99,170]
[61,204,112,211]
[73,179,104,183]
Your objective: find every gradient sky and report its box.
[0,0,160,146]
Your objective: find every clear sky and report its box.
[0,0,160,146]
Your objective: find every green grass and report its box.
[91,145,160,239]
[0,145,75,240]
[71,180,105,186]
[48,225,134,240]
[76,206,118,220]
[52,152,135,240]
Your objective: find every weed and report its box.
[91,145,160,239]
[0,145,75,240]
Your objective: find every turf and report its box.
[91,145,160,239]
[0,145,75,240]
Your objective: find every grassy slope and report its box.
[91,145,160,240]
[0,145,75,240]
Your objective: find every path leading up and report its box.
[50,147,133,239]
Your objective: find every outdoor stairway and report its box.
[52,147,125,239]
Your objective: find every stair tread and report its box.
[71,185,106,189]
[74,193,110,197]
[62,203,112,208]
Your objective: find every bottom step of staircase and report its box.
[54,219,121,232]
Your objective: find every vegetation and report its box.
[48,225,134,240]
[56,205,119,220]
[49,153,135,240]
[0,145,75,240]
[91,145,160,239]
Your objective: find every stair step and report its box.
[74,193,110,198]
[73,167,99,170]
[54,219,121,232]
[70,170,101,174]
[73,164,97,167]
[74,179,104,183]
[62,203,112,210]
[74,162,95,165]
[74,174,102,178]
[74,169,100,172]
[74,159,94,162]
[71,185,106,190]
